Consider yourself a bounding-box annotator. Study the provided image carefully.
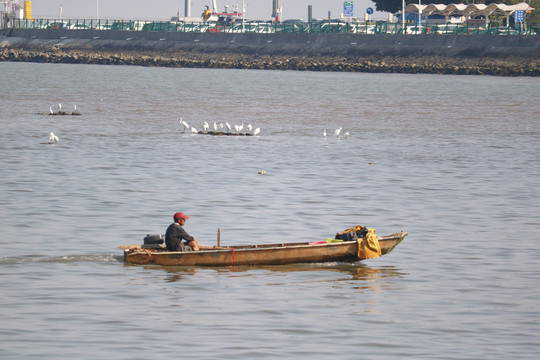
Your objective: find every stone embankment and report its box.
[2,47,539,76]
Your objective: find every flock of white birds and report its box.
[49,103,80,116]
[323,127,350,139]
[179,118,261,136]
[44,111,349,145]
[45,103,84,144]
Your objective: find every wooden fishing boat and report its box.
[121,232,407,266]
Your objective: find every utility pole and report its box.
[402,0,406,32]
[418,0,422,29]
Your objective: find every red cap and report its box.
[173,212,190,220]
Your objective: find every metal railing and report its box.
[9,18,539,35]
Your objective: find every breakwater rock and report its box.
[1,30,539,76]
[2,46,538,76]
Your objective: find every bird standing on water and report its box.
[49,132,59,144]
[180,118,189,133]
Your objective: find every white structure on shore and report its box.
[405,3,534,26]
[1,0,22,29]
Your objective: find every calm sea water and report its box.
[1,62,539,359]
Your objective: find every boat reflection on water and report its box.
[132,262,407,286]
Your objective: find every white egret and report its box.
[179,119,185,133]
[234,124,240,133]
[203,122,209,133]
[225,122,231,133]
[180,118,189,133]
[49,106,54,115]
[191,127,198,134]
[253,128,261,136]
[247,124,253,132]
[213,122,218,131]
[219,123,224,131]
[238,123,244,132]
[72,105,81,115]
[343,131,350,139]
[334,127,342,138]
[323,129,327,138]
[58,103,62,112]
[49,132,59,143]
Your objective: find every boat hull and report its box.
[123,232,407,266]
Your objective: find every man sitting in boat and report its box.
[165,212,200,251]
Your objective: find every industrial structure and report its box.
[1,0,33,30]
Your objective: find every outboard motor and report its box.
[144,234,164,244]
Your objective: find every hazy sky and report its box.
[27,0,390,21]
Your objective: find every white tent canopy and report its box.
[405,2,534,25]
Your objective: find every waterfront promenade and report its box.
[2,27,539,76]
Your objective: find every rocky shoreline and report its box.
[1,46,539,76]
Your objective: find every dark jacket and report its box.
[165,222,195,252]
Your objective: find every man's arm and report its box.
[177,226,194,242]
